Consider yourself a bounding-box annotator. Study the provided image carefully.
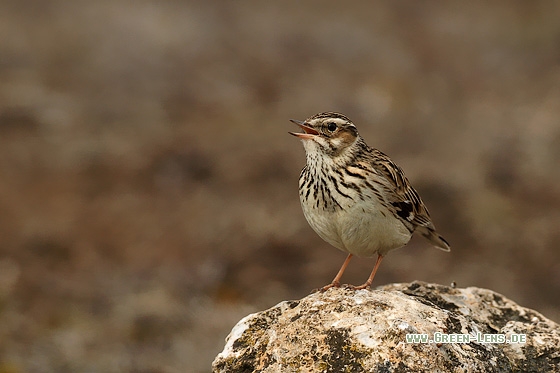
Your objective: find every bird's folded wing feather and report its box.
[363,149,435,230]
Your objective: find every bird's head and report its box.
[290,112,359,157]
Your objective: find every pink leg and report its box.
[319,254,353,292]
[352,255,384,290]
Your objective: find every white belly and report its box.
[301,197,411,257]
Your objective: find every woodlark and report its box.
[290,112,450,291]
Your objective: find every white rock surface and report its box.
[213,282,560,372]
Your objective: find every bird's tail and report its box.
[419,227,451,252]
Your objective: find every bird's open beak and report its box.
[289,119,319,139]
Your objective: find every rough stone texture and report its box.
[212,282,560,372]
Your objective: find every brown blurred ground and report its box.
[1,1,559,372]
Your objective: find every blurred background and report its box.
[1,1,559,372]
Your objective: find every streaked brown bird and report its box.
[290,112,450,291]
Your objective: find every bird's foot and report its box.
[316,281,341,293]
[346,282,372,291]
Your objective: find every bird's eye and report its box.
[327,122,337,132]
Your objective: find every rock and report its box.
[212,281,560,372]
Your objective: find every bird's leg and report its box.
[351,254,384,290]
[319,254,353,292]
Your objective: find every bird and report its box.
[289,112,450,291]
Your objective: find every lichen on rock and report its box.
[212,281,560,372]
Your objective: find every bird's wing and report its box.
[364,149,434,229]
[348,147,451,251]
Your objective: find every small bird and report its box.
[290,112,450,291]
